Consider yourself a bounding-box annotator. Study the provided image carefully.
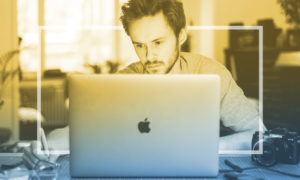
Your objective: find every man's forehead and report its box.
[128,11,173,43]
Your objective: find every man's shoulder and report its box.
[180,52,227,74]
[118,61,144,74]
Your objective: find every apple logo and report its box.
[138,118,151,133]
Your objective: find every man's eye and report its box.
[155,41,161,45]
[135,44,144,48]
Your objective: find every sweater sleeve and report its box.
[192,54,261,133]
[218,66,260,132]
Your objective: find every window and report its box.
[18,0,38,72]
[18,0,137,73]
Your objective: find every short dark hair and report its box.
[120,0,186,37]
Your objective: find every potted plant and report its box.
[0,49,20,109]
[278,0,300,49]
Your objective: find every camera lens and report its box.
[252,140,277,167]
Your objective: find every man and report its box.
[47,0,261,151]
[118,0,261,150]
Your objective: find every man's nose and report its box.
[146,46,156,62]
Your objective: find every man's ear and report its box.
[178,27,187,46]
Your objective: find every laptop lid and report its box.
[69,74,220,177]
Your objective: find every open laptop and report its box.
[69,74,220,178]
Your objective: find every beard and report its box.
[144,60,166,74]
[143,42,180,74]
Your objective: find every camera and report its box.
[251,128,300,167]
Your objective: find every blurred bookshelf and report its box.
[225,47,300,132]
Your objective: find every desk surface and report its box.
[0,154,300,180]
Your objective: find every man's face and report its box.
[128,11,180,74]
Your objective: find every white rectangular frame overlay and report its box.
[37,25,264,155]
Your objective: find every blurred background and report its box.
[0,0,300,144]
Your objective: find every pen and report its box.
[224,159,243,173]
[40,127,50,158]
